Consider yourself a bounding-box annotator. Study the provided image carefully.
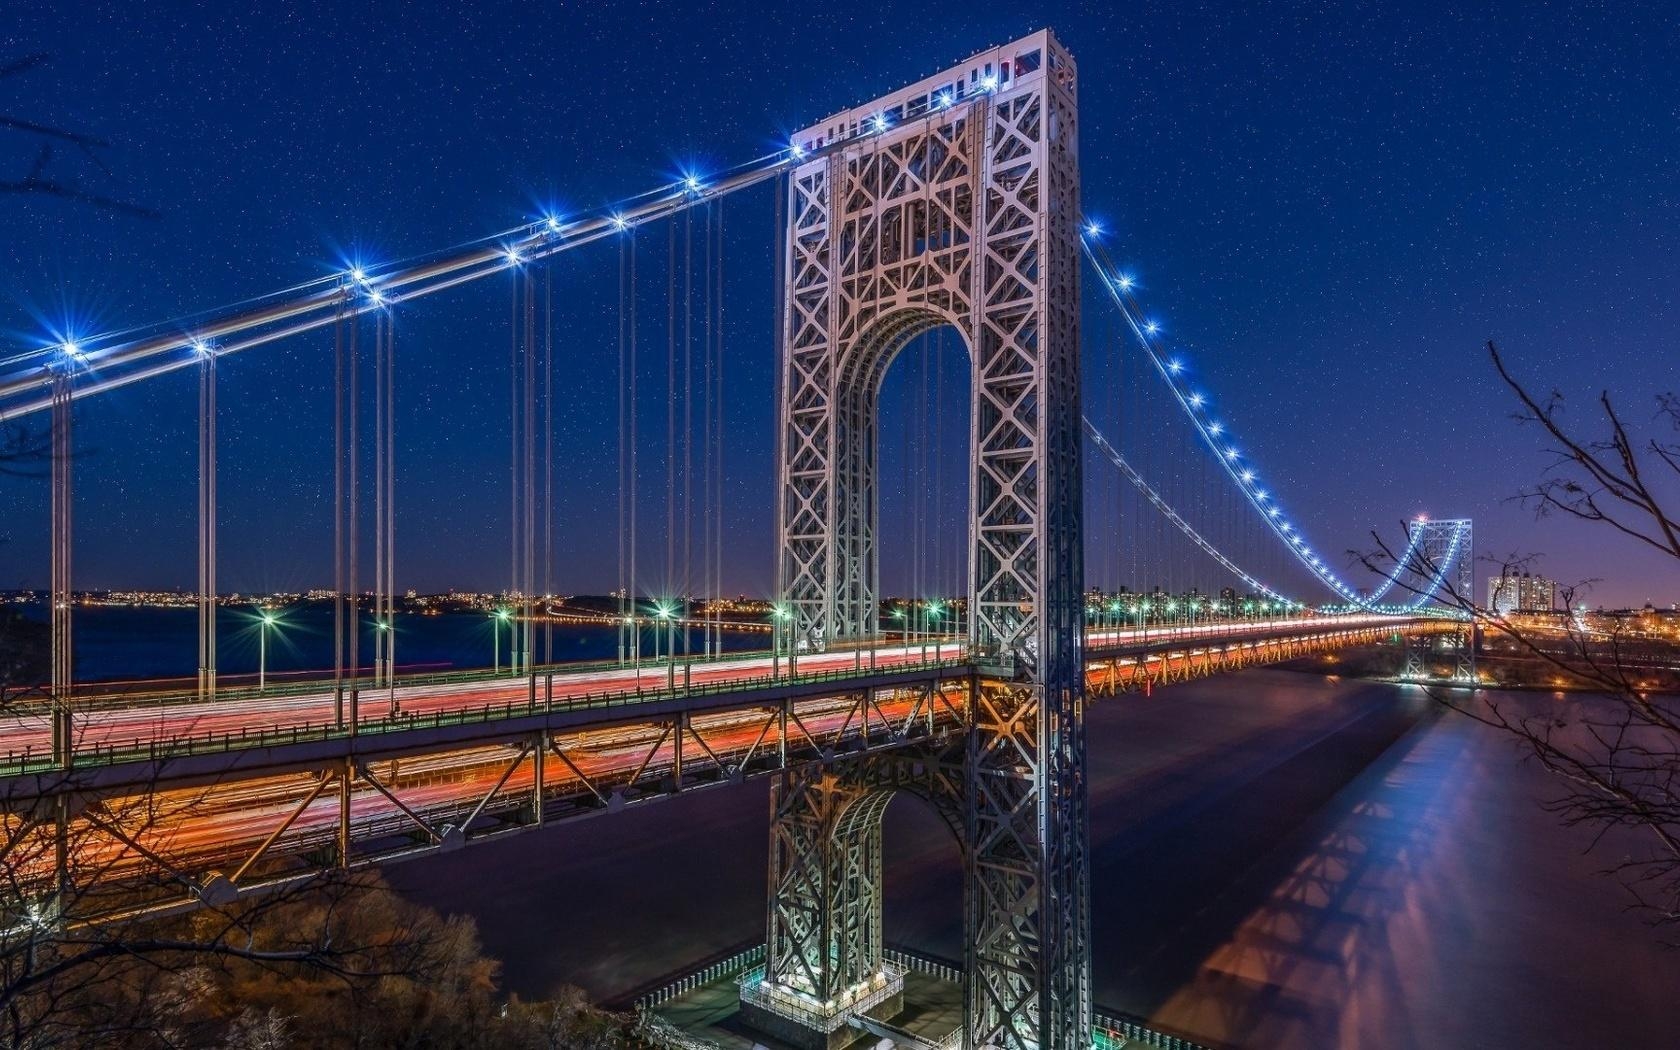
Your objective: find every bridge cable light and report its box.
[1081,232,1451,612]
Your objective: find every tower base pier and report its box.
[737,964,905,1050]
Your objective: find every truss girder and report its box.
[1085,622,1455,696]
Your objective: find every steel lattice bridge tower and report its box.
[1398,518,1476,683]
[762,30,1087,1050]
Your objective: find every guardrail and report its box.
[0,655,971,777]
[634,944,766,1011]
[9,635,971,714]
[1091,1015,1213,1050]
[3,615,1422,779]
[886,947,1213,1050]
[736,963,904,1034]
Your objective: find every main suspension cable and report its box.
[1080,231,1437,610]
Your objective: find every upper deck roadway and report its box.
[2,613,1425,789]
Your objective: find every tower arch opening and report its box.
[844,317,973,651]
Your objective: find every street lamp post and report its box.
[772,605,790,678]
[656,603,676,690]
[492,608,510,674]
[375,619,396,715]
[258,611,278,692]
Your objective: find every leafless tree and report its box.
[1,53,157,219]
[1363,340,1680,936]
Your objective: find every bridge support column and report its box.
[964,677,1090,1050]
[748,764,902,1050]
[749,746,970,1048]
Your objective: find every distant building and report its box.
[1487,572,1556,614]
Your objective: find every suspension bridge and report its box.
[0,30,1473,1050]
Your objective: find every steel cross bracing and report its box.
[770,30,1089,1050]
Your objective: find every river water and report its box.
[387,668,1680,1049]
[45,605,758,685]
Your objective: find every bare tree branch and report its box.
[1359,341,1680,939]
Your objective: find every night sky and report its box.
[2,1,1676,607]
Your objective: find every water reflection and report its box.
[389,671,1680,1048]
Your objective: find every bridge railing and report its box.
[0,653,974,777]
[4,644,791,714]
[882,947,1213,1050]
[633,943,766,1012]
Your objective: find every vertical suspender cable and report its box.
[700,203,712,657]
[197,344,216,703]
[682,206,693,659]
[618,228,630,662]
[771,173,787,635]
[629,230,639,664]
[920,337,934,631]
[544,258,554,665]
[507,272,516,644]
[524,267,537,672]
[348,308,360,690]
[666,220,676,621]
[374,311,386,685]
[714,199,725,658]
[333,300,345,714]
[900,361,910,634]
[713,201,722,657]
[935,328,944,608]
[509,270,519,671]
[384,312,396,686]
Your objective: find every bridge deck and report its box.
[2,614,1422,779]
[0,614,1439,923]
